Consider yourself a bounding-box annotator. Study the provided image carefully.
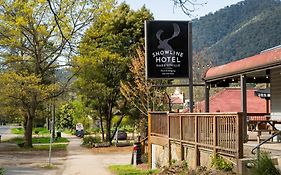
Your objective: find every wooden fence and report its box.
[148,112,244,167]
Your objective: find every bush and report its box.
[82,136,101,146]
[141,153,148,163]
[250,152,281,175]
[211,154,233,172]
[0,168,5,175]
[91,128,101,134]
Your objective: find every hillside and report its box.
[192,0,281,65]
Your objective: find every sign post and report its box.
[145,20,193,111]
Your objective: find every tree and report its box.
[57,97,92,131]
[57,103,75,130]
[171,0,207,16]
[120,48,172,137]
[0,0,113,147]
[73,3,153,143]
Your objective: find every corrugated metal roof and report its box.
[204,47,281,81]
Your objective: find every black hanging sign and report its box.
[145,20,189,79]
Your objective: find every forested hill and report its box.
[192,0,281,65]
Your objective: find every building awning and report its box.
[204,46,281,82]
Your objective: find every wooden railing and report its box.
[148,112,244,167]
[150,112,167,136]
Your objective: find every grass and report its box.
[109,165,158,175]
[5,137,69,144]
[62,129,74,135]
[32,137,69,144]
[11,127,50,135]
[11,127,24,134]
[4,136,69,150]
[32,144,68,150]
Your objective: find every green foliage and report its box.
[211,154,233,172]
[0,167,5,175]
[193,0,281,65]
[57,103,75,130]
[109,165,158,175]
[0,0,113,147]
[74,3,153,143]
[170,159,177,164]
[82,135,101,146]
[250,152,281,175]
[57,98,92,131]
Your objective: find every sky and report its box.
[118,0,243,20]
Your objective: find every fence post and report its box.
[180,115,184,161]
[237,113,244,159]
[213,115,217,154]
[195,115,199,167]
[168,114,171,164]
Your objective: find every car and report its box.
[115,130,127,140]
[75,123,84,138]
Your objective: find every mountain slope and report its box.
[192,0,281,65]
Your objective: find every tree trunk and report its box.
[99,115,105,142]
[24,97,37,148]
[24,115,33,148]
[110,115,125,141]
[105,118,111,144]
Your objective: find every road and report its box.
[0,125,18,141]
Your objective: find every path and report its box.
[60,134,132,175]
[0,126,132,175]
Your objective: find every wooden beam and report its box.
[150,136,169,146]
[205,83,210,112]
[188,22,193,113]
[240,74,248,142]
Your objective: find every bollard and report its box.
[133,142,142,165]
[133,144,137,166]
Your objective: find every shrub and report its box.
[0,168,4,175]
[211,154,233,172]
[141,153,148,163]
[250,152,281,175]
[82,136,101,146]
